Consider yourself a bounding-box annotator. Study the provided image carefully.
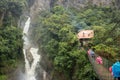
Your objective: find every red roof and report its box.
[77,30,94,39]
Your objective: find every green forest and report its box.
[0,0,120,80]
[32,5,120,80]
[0,0,25,80]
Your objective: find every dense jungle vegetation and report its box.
[0,0,25,80]
[0,0,120,80]
[32,4,120,80]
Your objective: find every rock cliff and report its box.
[29,0,113,20]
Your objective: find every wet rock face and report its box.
[27,0,36,8]
[30,0,50,20]
[35,50,53,80]
[115,0,120,9]
[26,48,33,65]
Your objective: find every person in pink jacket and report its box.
[96,56,103,64]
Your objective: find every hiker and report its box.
[112,61,120,80]
[89,49,95,59]
[96,56,103,64]
[109,66,113,76]
[87,49,91,55]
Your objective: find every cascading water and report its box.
[22,17,40,80]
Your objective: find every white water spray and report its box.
[22,17,40,80]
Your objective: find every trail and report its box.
[88,54,114,80]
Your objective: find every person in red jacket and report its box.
[109,66,113,76]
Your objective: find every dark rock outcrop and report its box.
[26,48,33,65]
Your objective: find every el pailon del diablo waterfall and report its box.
[22,17,47,80]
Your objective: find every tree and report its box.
[0,0,23,27]
[0,26,23,75]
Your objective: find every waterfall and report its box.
[22,17,40,80]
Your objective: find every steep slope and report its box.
[29,0,113,21]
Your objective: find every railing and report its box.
[88,54,114,80]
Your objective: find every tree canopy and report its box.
[0,0,24,79]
